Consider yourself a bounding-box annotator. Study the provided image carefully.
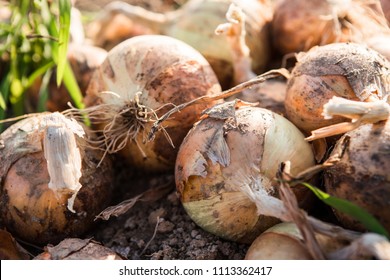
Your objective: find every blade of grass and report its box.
[56,0,71,86]
[302,182,390,238]
[62,61,84,109]
[37,69,52,112]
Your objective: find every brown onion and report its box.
[284,42,390,134]
[175,104,315,243]
[92,0,272,88]
[272,0,390,60]
[323,118,390,233]
[245,222,344,260]
[84,35,220,173]
[0,112,113,245]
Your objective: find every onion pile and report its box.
[272,0,390,60]
[0,112,113,245]
[284,42,390,135]
[175,103,315,243]
[92,0,272,88]
[83,34,221,173]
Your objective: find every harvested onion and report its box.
[93,0,272,88]
[272,0,390,60]
[175,103,315,243]
[84,35,221,173]
[0,112,113,245]
[323,118,390,233]
[284,42,390,134]
[245,222,343,260]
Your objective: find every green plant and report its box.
[0,0,83,131]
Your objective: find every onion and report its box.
[83,35,221,173]
[175,104,315,243]
[245,222,343,260]
[272,0,390,60]
[323,117,390,233]
[0,112,113,245]
[380,0,390,24]
[284,42,390,134]
[93,0,272,88]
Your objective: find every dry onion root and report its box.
[0,112,114,245]
[175,102,315,243]
[284,42,390,135]
[92,0,272,88]
[81,35,221,173]
[272,0,390,60]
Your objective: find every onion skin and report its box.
[0,115,114,245]
[85,35,221,173]
[285,43,390,134]
[175,106,315,243]
[324,119,390,233]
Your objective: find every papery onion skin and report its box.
[285,43,390,134]
[0,115,114,245]
[166,0,272,88]
[324,119,390,233]
[175,106,315,243]
[85,35,221,173]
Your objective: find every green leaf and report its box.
[62,61,84,109]
[37,69,52,112]
[56,0,71,86]
[0,93,6,110]
[302,182,390,238]
[26,61,55,89]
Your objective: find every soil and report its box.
[69,0,249,260]
[89,157,249,260]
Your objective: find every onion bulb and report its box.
[284,42,390,134]
[84,35,221,173]
[0,112,113,245]
[272,0,390,60]
[245,222,344,260]
[175,103,315,243]
[93,0,272,88]
[323,118,390,233]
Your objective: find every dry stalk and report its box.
[306,96,390,141]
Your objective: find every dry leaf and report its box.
[34,238,124,260]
